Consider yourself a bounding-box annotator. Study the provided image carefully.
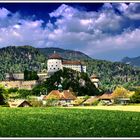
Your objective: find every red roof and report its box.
[91,74,99,79]
[62,60,82,65]
[49,53,62,59]
[99,93,113,100]
[44,90,77,100]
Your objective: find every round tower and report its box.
[90,74,99,88]
[47,51,63,75]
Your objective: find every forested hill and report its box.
[38,47,92,60]
[122,56,140,67]
[0,46,48,80]
[0,45,140,90]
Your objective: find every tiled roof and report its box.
[62,60,82,65]
[8,99,31,107]
[84,96,99,103]
[99,93,113,100]
[49,53,62,59]
[44,90,77,100]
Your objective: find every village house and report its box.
[71,96,87,106]
[83,96,99,106]
[43,90,77,106]
[98,93,114,105]
[8,99,32,107]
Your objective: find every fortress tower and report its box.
[90,74,99,88]
[47,51,63,75]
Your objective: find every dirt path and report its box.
[68,105,140,112]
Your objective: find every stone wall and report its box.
[0,80,38,90]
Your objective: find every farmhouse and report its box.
[8,99,32,107]
[99,93,114,105]
[43,90,77,106]
[83,96,99,106]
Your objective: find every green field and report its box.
[0,107,140,137]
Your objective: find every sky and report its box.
[0,2,140,61]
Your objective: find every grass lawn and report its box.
[0,107,140,137]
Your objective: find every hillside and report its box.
[0,46,140,91]
[38,47,92,60]
[0,46,48,80]
[122,56,140,67]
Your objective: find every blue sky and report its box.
[0,3,140,61]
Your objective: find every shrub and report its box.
[44,99,59,107]
[92,100,99,106]
[130,90,140,103]
[29,99,43,107]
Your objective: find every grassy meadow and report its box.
[0,107,140,137]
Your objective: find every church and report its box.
[47,52,86,75]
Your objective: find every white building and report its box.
[90,74,99,88]
[47,52,86,75]
[62,61,86,73]
[47,53,63,75]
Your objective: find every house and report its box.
[115,98,130,105]
[8,99,32,107]
[98,93,114,105]
[71,96,87,106]
[83,96,99,106]
[43,90,77,106]
[62,60,86,73]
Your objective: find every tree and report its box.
[0,86,6,105]
[39,68,100,96]
[32,84,47,96]
[24,70,39,81]
[18,89,32,98]
[112,86,134,99]
[130,88,140,103]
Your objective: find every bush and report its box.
[92,100,99,106]
[18,89,32,98]
[29,99,43,107]
[0,86,6,105]
[130,90,140,103]
[0,104,9,107]
[44,99,59,107]
[83,102,90,106]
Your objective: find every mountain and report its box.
[0,45,140,91]
[122,56,140,67]
[38,47,92,60]
[0,46,48,80]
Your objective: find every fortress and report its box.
[47,52,86,75]
[0,52,87,89]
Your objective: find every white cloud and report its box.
[0,7,10,19]
[0,3,140,61]
[49,4,78,18]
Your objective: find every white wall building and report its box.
[47,52,86,75]
[47,53,63,75]
[62,61,86,73]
